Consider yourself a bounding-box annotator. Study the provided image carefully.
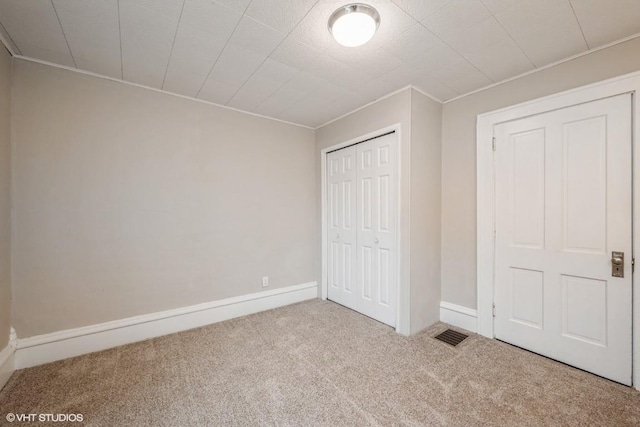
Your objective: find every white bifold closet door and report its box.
[327,132,397,327]
[494,94,632,385]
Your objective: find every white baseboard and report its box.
[440,301,478,333]
[15,282,317,369]
[0,328,16,390]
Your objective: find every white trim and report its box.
[10,57,444,132]
[315,86,441,129]
[0,23,17,56]
[15,282,317,369]
[440,302,478,333]
[12,56,314,130]
[320,124,409,335]
[477,70,640,389]
[0,328,16,390]
[316,86,413,129]
[10,55,442,132]
[409,85,442,105]
[446,33,640,104]
[4,25,640,125]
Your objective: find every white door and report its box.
[494,94,632,385]
[327,132,397,326]
[327,145,357,311]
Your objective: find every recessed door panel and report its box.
[343,243,352,293]
[378,175,390,232]
[510,268,544,329]
[330,182,339,228]
[378,145,389,166]
[378,248,391,306]
[511,129,545,249]
[562,275,607,347]
[330,242,339,289]
[361,149,372,169]
[343,181,353,229]
[343,155,352,173]
[563,116,607,254]
[361,178,372,230]
[361,246,372,300]
[330,158,339,176]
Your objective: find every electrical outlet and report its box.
[262,276,269,287]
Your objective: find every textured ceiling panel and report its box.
[246,0,318,33]
[119,0,181,88]
[162,25,227,97]
[570,0,640,47]
[52,0,122,78]
[1,0,640,127]
[0,0,75,66]
[492,0,587,66]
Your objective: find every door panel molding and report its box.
[477,70,640,389]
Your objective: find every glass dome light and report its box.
[328,4,381,47]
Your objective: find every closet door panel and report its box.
[327,146,357,309]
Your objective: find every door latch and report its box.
[612,251,624,278]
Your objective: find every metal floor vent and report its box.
[434,329,468,347]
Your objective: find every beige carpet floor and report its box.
[1,299,639,426]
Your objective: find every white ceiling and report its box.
[1,0,639,128]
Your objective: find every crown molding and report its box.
[443,32,640,104]
[12,55,316,130]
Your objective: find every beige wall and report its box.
[12,34,637,340]
[441,37,640,309]
[0,47,11,349]
[409,90,441,333]
[11,59,316,338]
[316,88,442,334]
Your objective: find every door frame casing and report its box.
[477,70,640,388]
[320,124,408,335]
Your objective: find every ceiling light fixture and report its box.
[328,4,380,48]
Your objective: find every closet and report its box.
[327,131,397,326]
